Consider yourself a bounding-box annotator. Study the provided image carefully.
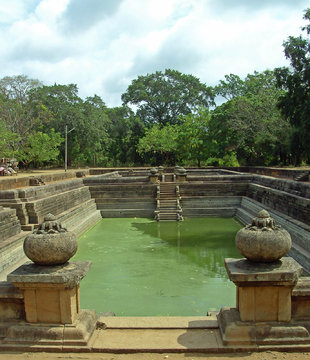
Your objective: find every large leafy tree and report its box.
[30,84,111,166]
[275,8,310,164]
[0,120,21,158]
[0,75,47,140]
[106,106,144,166]
[137,124,178,165]
[211,70,291,165]
[177,109,215,167]
[20,129,63,168]
[122,69,214,127]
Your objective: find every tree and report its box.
[81,95,111,166]
[20,129,63,167]
[137,124,178,165]
[30,84,111,166]
[0,121,20,158]
[106,106,144,166]
[122,69,214,127]
[0,75,46,141]
[275,8,310,164]
[214,74,244,100]
[177,109,215,167]
[0,75,42,104]
[211,70,291,165]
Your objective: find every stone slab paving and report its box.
[90,328,221,353]
[89,315,254,353]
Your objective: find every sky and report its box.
[0,0,309,107]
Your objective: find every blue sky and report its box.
[0,0,308,106]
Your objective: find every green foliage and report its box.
[20,129,63,167]
[211,70,291,166]
[106,106,144,166]
[122,69,214,127]
[0,75,47,140]
[177,109,214,167]
[137,124,178,165]
[275,8,310,164]
[0,121,21,158]
[29,85,112,166]
[0,75,42,103]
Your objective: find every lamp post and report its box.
[65,125,75,172]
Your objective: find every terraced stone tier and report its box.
[87,182,157,218]
[181,196,241,217]
[0,207,21,241]
[58,199,101,237]
[25,186,92,224]
[247,182,310,225]
[18,179,84,201]
[179,181,249,197]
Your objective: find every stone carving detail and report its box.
[149,167,158,176]
[24,214,78,265]
[246,209,277,230]
[29,176,45,186]
[235,210,292,262]
[34,213,67,234]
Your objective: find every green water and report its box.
[73,217,242,316]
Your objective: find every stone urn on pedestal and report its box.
[6,214,97,348]
[217,209,308,346]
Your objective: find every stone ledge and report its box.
[8,261,91,288]
[225,257,302,285]
[1,309,96,346]
[218,307,310,346]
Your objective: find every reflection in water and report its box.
[132,218,241,278]
[73,217,242,316]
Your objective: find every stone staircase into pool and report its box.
[155,182,183,221]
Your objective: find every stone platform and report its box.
[0,315,310,353]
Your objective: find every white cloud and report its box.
[0,0,309,106]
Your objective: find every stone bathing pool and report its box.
[73,217,242,316]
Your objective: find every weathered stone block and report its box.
[8,261,91,325]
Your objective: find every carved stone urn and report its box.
[23,214,78,265]
[235,210,292,262]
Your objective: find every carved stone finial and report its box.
[248,210,277,231]
[235,210,292,262]
[34,214,67,235]
[149,167,158,175]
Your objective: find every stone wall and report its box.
[0,179,101,236]
[84,176,156,218]
[0,207,29,276]
[0,170,90,191]
[247,176,310,225]
[179,175,250,217]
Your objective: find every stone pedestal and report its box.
[8,261,91,324]
[176,174,187,182]
[149,168,159,183]
[4,261,97,347]
[218,257,310,345]
[175,167,187,182]
[226,257,301,322]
